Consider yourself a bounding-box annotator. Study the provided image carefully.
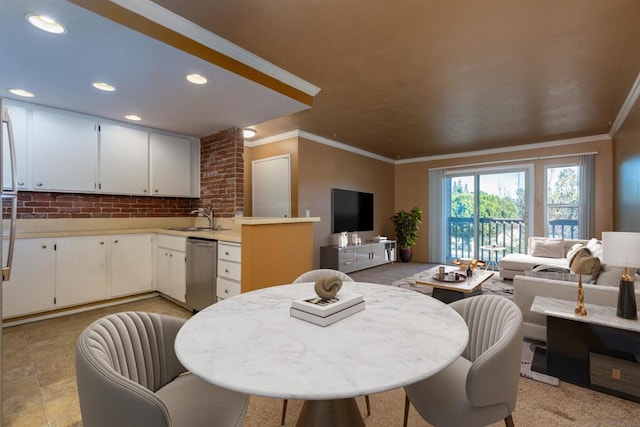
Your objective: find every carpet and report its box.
[390,269,515,299]
[520,340,560,386]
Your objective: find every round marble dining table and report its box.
[174,281,469,426]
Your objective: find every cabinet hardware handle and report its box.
[18,182,24,186]
[155,189,159,193]
[99,241,105,245]
[144,189,148,193]
[225,289,229,293]
[37,183,43,187]
[225,251,230,256]
[114,240,118,243]
[170,253,173,257]
[41,245,47,249]
[225,269,229,273]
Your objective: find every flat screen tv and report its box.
[332,188,374,233]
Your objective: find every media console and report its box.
[320,241,396,273]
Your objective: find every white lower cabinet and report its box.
[156,235,186,303]
[217,242,241,301]
[2,233,156,319]
[110,234,153,297]
[2,238,55,318]
[55,236,108,308]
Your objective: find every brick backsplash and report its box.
[5,192,198,219]
[2,127,244,220]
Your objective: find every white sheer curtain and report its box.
[428,169,447,263]
[579,154,595,239]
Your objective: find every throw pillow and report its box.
[569,247,591,270]
[596,264,624,287]
[572,255,601,276]
[585,238,603,260]
[531,238,564,258]
[566,243,585,265]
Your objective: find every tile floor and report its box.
[2,296,192,426]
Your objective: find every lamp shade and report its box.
[602,232,640,268]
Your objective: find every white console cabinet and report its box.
[320,241,396,273]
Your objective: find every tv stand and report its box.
[320,241,396,273]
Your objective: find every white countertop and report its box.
[174,282,468,400]
[531,296,640,333]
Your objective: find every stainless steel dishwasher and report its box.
[186,237,217,311]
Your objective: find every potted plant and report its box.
[390,207,423,262]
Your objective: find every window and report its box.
[545,165,579,238]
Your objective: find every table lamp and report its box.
[602,232,640,320]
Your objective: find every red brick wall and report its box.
[9,192,197,219]
[198,128,244,217]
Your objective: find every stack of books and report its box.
[290,292,365,326]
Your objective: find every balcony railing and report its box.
[447,217,526,262]
[447,217,579,263]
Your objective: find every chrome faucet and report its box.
[190,208,213,229]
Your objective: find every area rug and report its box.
[520,340,560,386]
[390,269,515,299]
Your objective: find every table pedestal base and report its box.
[296,398,365,427]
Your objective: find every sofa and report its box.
[499,237,587,280]
[508,236,640,342]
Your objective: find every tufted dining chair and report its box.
[403,295,524,427]
[281,269,368,425]
[76,311,249,427]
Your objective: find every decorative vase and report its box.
[399,248,413,263]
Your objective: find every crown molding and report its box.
[110,0,320,98]
[395,134,611,165]
[609,70,640,137]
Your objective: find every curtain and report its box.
[428,169,447,263]
[579,154,595,239]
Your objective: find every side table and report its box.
[480,245,505,271]
[531,296,640,402]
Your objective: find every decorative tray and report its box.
[432,273,467,283]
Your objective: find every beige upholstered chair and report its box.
[282,269,368,425]
[76,311,249,427]
[404,295,524,427]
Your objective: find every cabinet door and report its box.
[356,245,373,268]
[2,239,54,318]
[169,250,186,303]
[156,249,171,295]
[110,234,153,297]
[99,124,149,195]
[32,110,98,192]
[371,243,387,267]
[2,105,29,190]
[150,133,191,196]
[55,236,107,307]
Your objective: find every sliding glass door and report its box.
[446,166,532,263]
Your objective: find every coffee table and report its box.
[416,265,494,303]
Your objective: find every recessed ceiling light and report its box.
[125,115,142,121]
[92,82,116,92]
[243,128,257,138]
[26,14,66,34]
[186,74,207,85]
[8,89,35,98]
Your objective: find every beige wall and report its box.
[612,96,640,232]
[395,138,614,262]
[297,138,395,268]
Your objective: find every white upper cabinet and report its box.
[99,124,149,195]
[32,109,98,192]
[150,132,192,196]
[2,105,28,190]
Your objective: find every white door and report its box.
[32,110,98,192]
[99,124,149,195]
[252,154,291,217]
[55,236,107,307]
[2,239,55,318]
[150,133,191,196]
[110,234,153,297]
